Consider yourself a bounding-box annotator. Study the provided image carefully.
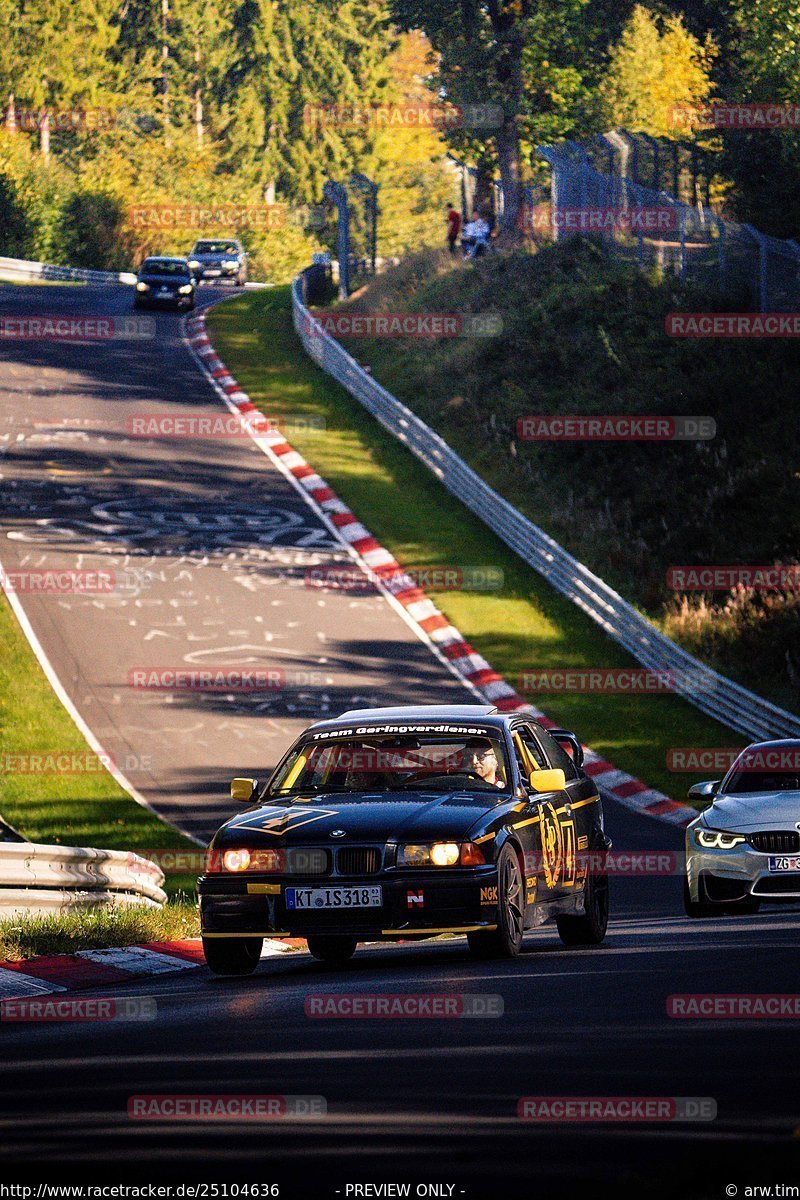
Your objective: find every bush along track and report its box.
[189,294,739,822]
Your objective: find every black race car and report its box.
[187,239,247,285]
[199,705,610,976]
[133,257,195,309]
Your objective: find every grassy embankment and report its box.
[207,282,744,808]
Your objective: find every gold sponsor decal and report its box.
[480,885,498,905]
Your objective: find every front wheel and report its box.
[307,935,358,963]
[203,935,262,976]
[556,869,609,946]
[467,844,524,959]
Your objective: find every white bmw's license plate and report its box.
[285,886,382,910]
[205,269,221,277]
[768,855,800,872]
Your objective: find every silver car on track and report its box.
[684,739,800,916]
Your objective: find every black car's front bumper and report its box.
[199,868,500,940]
[134,289,193,308]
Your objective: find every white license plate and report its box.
[204,269,221,276]
[768,855,800,872]
[285,886,382,911]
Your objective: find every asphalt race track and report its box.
[0,281,467,840]
[0,282,798,1196]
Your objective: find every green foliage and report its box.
[601,4,715,137]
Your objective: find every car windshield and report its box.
[141,259,189,276]
[723,769,800,793]
[270,733,511,795]
[193,241,238,254]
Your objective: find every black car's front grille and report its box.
[747,831,800,853]
[335,847,382,876]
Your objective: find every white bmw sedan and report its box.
[684,740,800,917]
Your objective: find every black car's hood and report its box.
[214,789,505,847]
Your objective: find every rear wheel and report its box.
[307,935,358,963]
[556,869,609,946]
[467,844,524,959]
[203,935,262,976]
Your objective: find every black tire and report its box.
[556,869,609,946]
[307,935,358,963]
[467,844,525,959]
[203,935,262,976]
[682,875,716,918]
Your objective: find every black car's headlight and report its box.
[135,281,149,291]
[397,842,486,867]
[206,847,285,872]
[178,284,193,294]
[695,828,746,849]
[222,259,239,269]
[188,260,200,269]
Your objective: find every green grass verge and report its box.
[0,593,198,896]
[206,286,745,808]
[0,902,199,962]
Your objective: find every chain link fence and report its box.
[537,131,800,312]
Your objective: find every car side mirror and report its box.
[687,780,719,803]
[528,767,566,794]
[230,777,258,803]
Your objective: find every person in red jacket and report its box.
[446,205,462,254]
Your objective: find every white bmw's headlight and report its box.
[695,828,746,849]
[178,283,193,294]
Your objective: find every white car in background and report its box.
[684,739,800,916]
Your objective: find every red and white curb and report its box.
[0,938,306,999]
[183,308,694,829]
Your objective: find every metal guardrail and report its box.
[0,842,167,915]
[0,255,137,286]
[292,269,800,742]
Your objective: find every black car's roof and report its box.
[305,705,518,735]
[140,257,190,267]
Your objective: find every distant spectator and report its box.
[462,211,490,257]
[446,205,462,254]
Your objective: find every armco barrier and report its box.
[291,270,800,743]
[0,842,166,915]
[0,255,137,286]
